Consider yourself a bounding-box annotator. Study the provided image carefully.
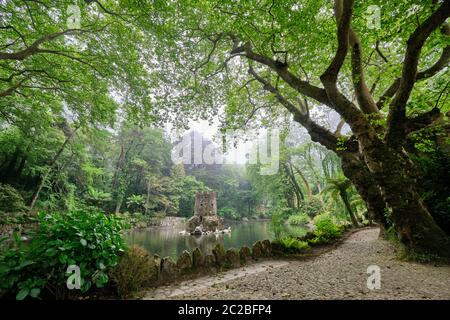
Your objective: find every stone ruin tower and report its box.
[186,191,223,233]
[195,191,217,217]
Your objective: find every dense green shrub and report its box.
[0,184,27,213]
[298,196,325,218]
[411,148,450,235]
[109,245,157,298]
[0,211,127,299]
[269,205,294,218]
[287,213,310,226]
[278,237,310,253]
[115,212,152,229]
[218,206,240,220]
[310,213,343,244]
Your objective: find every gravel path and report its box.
[143,228,450,300]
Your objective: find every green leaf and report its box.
[16,288,29,300]
[58,254,68,264]
[18,260,34,269]
[30,288,41,298]
[80,239,87,246]
[45,248,57,257]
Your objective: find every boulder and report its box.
[239,246,252,264]
[225,249,240,268]
[212,243,226,267]
[186,216,201,233]
[192,247,205,268]
[252,241,263,260]
[204,254,216,271]
[176,250,192,273]
[160,256,177,282]
[261,239,272,256]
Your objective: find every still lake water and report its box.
[125,220,280,259]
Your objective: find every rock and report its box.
[225,249,240,268]
[193,225,203,235]
[160,256,177,282]
[261,239,272,256]
[186,216,201,233]
[242,217,249,222]
[202,215,224,232]
[177,250,192,273]
[192,247,205,268]
[252,241,263,260]
[204,254,216,271]
[212,243,226,267]
[150,254,162,284]
[239,246,252,264]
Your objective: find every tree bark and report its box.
[340,152,389,237]
[362,140,450,256]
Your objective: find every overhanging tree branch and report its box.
[386,2,450,146]
[377,23,450,110]
[0,29,86,60]
[319,0,370,135]
[349,27,379,114]
[248,66,339,151]
[229,36,332,107]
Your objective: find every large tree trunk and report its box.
[340,152,389,237]
[362,141,450,256]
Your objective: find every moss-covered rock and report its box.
[239,246,252,264]
[160,256,177,282]
[212,243,226,267]
[176,250,192,273]
[252,241,263,260]
[150,254,161,284]
[261,239,272,256]
[192,247,204,268]
[225,249,240,268]
[204,254,217,271]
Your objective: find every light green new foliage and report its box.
[287,213,310,226]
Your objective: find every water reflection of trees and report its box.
[125,222,283,259]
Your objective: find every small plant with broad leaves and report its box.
[0,211,128,300]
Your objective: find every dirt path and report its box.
[142,228,450,300]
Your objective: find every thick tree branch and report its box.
[405,107,443,134]
[0,29,89,61]
[320,0,353,85]
[230,37,332,107]
[248,66,338,151]
[349,28,379,114]
[319,0,371,136]
[377,24,450,109]
[386,2,450,146]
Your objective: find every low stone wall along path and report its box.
[142,228,450,300]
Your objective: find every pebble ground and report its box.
[142,228,450,300]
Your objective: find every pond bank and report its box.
[141,228,450,300]
[124,219,279,259]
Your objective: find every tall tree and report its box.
[143,0,450,256]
